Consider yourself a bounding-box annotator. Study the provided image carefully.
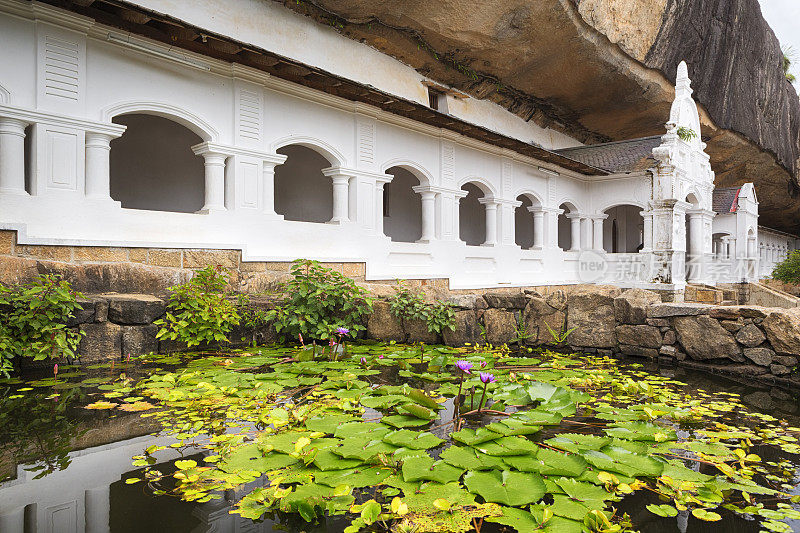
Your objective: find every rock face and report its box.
[672,315,740,360]
[283,0,800,234]
[566,287,621,348]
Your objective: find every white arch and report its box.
[513,189,544,207]
[101,101,218,141]
[684,190,702,208]
[598,200,647,213]
[556,199,583,214]
[381,160,433,187]
[271,136,347,167]
[458,176,497,197]
[0,83,10,105]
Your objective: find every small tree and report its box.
[155,266,240,348]
[772,250,800,285]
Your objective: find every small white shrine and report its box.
[0,0,796,290]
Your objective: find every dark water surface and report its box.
[1,353,799,533]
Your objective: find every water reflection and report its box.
[1,355,800,532]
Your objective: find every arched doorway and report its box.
[383,166,423,242]
[515,194,543,249]
[110,114,205,212]
[602,205,643,253]
[557,202,579,251]
[274,145,334,223]
[459,182,487,246]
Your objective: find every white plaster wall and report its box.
[0,2,775,290]
[124,0,579,151]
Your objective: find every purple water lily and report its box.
[478,373,496,412]
[336,327,350,336]
[455,360,473,374]
[359,356,367,366]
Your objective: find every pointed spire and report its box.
[675,60,693,98]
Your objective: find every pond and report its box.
[1,344,800,533]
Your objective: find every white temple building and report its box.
[0,0,797,290]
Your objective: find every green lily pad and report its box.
[440,445,507,470]
[381,415,432,428]
[219,444,297,473]
[314,466,392,488]
[463,470,545,506]
[402,455,465,484]
[383,429,444,450]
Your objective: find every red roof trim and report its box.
[730,187,741,213]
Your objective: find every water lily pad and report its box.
[402,455,465,484]
[440,446,506,471]
[381,415,431,428]
[383,430,444,450]
[305,414,358,434]
[463,470,545,506]
[314,466,392,488]
[450,427,503,446]
[219,444,297,473]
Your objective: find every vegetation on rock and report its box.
[772,250,800,284]
[389,283,456,336]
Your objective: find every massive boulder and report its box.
[283,0,800,234]
[673,315,741,360]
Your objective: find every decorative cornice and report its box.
[0,104,127,136]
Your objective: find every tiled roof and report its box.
[713,187,741,213]
[553,136,662,173]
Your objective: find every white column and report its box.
[480,198,499,246]
[592,216,606,251]
[687,213,704,260]
[85,486,111,533]
[530,208,544,249]
[543,207,563,249]
[191,144,229,213]
[721,236,730,260]
[567,213,581,251]
[261,161,279,216]
[641,210,653,252]
[375,178,390,236]
[85,132,116,201]
[330,175,350,224]
[0,118,28,195]
[418,190,436,243]
[498,200,519,246]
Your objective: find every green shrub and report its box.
[236,294,272,346]
[0,274,84,377]
[268,259,372,341]
[772,250,800,285]
[155,266,240,348]
[388,283,455,336]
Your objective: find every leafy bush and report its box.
[0,274,84,377]
[388,283,456,336]
[268,259,372,341]
[772,250,800,285]
[236,294,272,346]
[155,266,240,348]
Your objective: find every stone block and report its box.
[659,345,678,356]
[342,263,366,278]
[444,294,487,309]
[148,249,183,268]
[762,309,800,355]
[239,261,267,273]
[673,315,740,361]
[774,355,798,366]
[129,248,148,263]
[73,246,129,263]
[743,346,775,366]
[183,250,240,269]
[648,303,710,318]
[770,364,791,376]
[122,325,159,356]
[646,318,670,327]
[738,306,769,319]
[17,245,72,262]
[615,324,662,348]
[734,324,766,347]
[545,290,568,311]
[566,288,618,349]
[67,298,98,326]
[483,308,517,345]
[263,262,293,272]
[106,294,166,325]
[720,320,743,332]
[483,291,527,309]
[0,230,15,255]
[522,305,565,345]
[366,300,404,342]
[619,344,659,359]
[78,322,123,362]
[662,330,676,344]
[443,310,481,346]
[614,288,661,325]
[404,318,439,344]
[709,307,741,320]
